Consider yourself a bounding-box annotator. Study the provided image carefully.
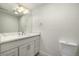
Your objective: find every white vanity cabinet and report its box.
[0,35,40,56]
[19,35,40,56]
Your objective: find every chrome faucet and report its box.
[22,32,24,35]
[18,32,25,36]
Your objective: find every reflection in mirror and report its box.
[18,14,32,34]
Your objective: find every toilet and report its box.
[59,40,78,56]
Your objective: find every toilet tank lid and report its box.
[59,40,78,46]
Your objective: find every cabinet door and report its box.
[34,38,40,54]
[19,41,34,56]
[1,48,18,56]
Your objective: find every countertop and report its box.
[0,32,40,44]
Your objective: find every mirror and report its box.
[0,4,32,33]
[0,11,18,33]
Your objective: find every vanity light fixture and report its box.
[14,4,30,15]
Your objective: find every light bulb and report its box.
[23,9,29,14]
[18,6,25,12]
[14,5,30,15]
[14,11,18,14]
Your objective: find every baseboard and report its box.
[39,50,51,56]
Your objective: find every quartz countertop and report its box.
[0,32,40,44]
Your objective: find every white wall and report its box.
[32,9,41,33]
[0,12,18,33]
[32,3,79,56]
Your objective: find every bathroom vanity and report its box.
[0,33,40,56]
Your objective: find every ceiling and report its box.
[0,3,43,16]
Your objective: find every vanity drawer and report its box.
[18,36,37,45]
[0,48,18,56]
[0,41,19,52]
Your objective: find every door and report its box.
[19,41,34,56]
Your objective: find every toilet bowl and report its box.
[59,40,78,56]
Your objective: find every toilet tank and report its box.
[59,40,78,56]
